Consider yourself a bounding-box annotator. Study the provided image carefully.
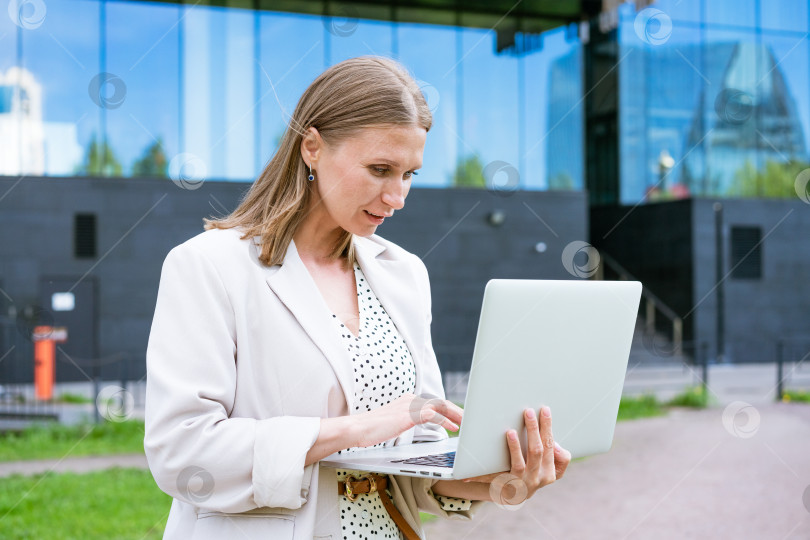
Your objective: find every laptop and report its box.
[320,279,642,480]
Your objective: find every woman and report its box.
[144,56,571,540]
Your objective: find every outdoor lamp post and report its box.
[658,149,675,191]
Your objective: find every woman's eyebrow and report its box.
[369,158,421,170]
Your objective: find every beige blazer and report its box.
[144,228,486,539]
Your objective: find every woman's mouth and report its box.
[364,210,386,225]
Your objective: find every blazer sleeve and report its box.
[144,242,321,513]
[399,254,490,521]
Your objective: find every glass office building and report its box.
[1,0,808,204]
[0,0,584,192]
[614,0,809,203]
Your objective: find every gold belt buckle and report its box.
[344,474,377,502]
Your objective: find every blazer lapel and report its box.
[260,235,429,412]
[354,236,427,391]
[261,238,355,411]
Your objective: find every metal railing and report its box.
[594,252,683,356]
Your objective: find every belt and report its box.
[338,473,420,540]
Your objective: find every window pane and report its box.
[706,0,756,28]
[699,28,808,197]
[619,15,703,202]
[19,0,100,176]
[647,0,701,24]
[182,5,256,181]
[458,26,519,190]
[524,25,583,191]
[106,1,180,178]
[397,22,457,188]
[722,33,810,197]
[327,15,393,65]
[760,1,808,33]
[258,11,325,171]
[0,6,19,175]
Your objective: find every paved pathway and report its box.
[2,394,809,539]
[0,453,147,478]
[423,402,810,539]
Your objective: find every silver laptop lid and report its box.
[452,279,641,479]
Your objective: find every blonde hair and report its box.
[205,56,433,267]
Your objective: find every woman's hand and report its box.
[461,406,572,505]
[354,393,462,448]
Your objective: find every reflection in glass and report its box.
[182,5,256,182]
[619,15,703,202]
[327,17,393,65]
[616,2,810,203]
[16,0,99,176]
[706,0,756,28]
[525,25,583,191]
[396,22,457,188]
[258,11,325,170]
[457,26,519,189]
[106,1,180,178]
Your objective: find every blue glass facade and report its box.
[617,0,810,203]
[0,0,583,192]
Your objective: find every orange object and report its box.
[33,326,68,400]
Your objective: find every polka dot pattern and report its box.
[332,263,470,539]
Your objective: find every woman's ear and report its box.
[300,127,322,166]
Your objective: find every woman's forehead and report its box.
[343,125,425,165]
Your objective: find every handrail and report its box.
[595,251,683,354]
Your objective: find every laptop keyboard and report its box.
[391,451,456,468]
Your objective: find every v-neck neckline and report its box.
[335,264,363,340]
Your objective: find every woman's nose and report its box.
[381,186,406,210]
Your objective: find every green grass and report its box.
[616,394,667,421]
[0,468,169,539]
[782,389,810,403]
[0,420,145,462]
[666,385,710,408]
[53,393,94,404]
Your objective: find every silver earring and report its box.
[308,164,315,182]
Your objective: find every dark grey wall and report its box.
[691,198,810,364]
[0,176,587,382]
[590,200,694,340]
[591,197,810,364]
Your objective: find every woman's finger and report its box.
[506,427,526,475]
[524,407,543,475]
[436,399,464,425]
[554,441,572,479]
[538,406,556,482]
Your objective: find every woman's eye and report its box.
[372,167,389,175]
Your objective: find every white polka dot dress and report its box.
[332,263,471,540]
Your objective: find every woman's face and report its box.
[303,124,426,237]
